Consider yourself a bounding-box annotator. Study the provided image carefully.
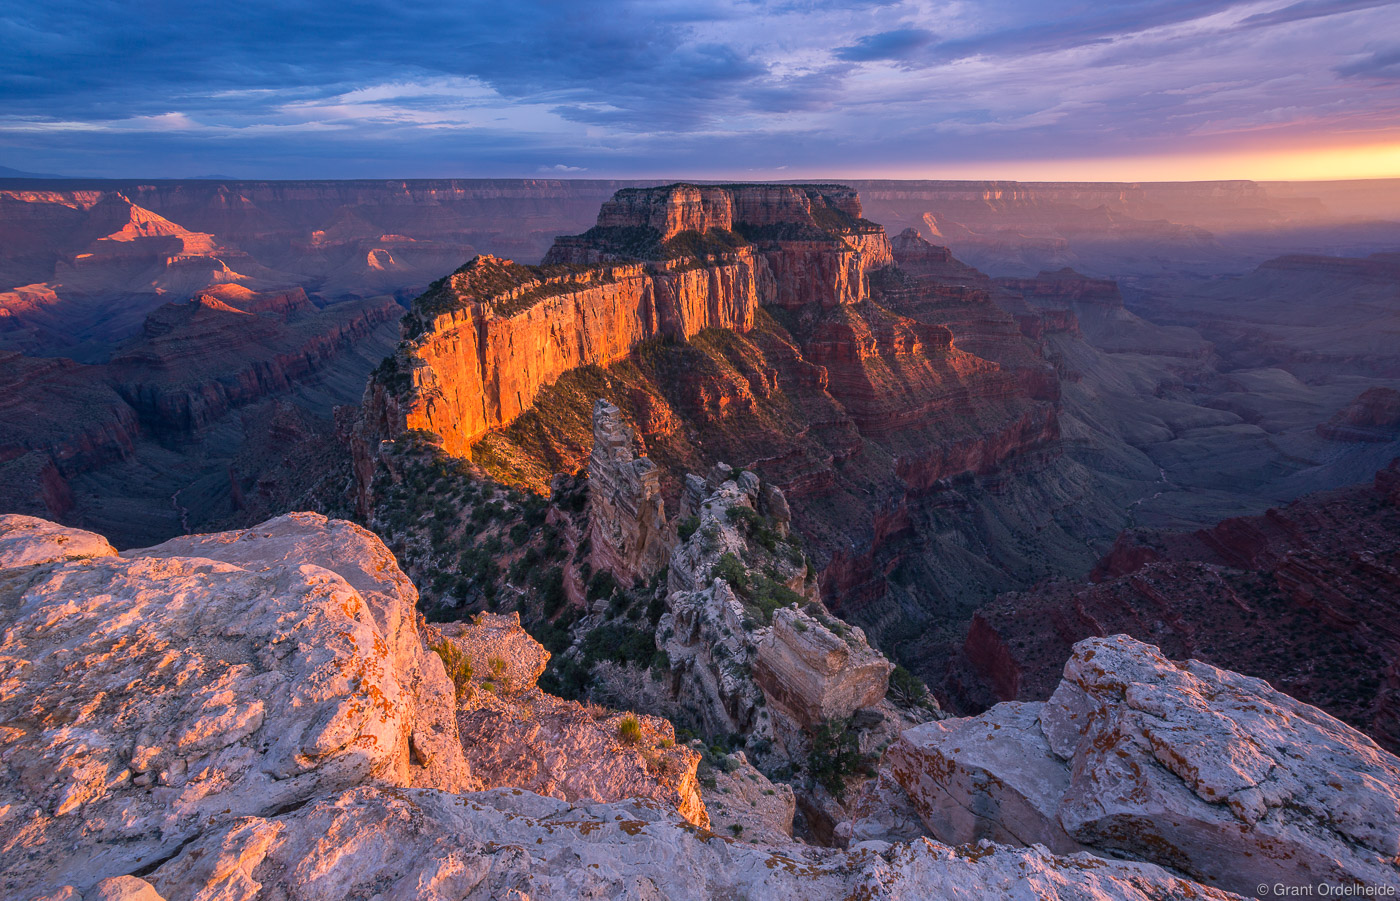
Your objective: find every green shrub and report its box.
[725,505,762,530]
[617,714,643,745]
[580,623,660,669]
[889,664,933,708]
[587,569,619,602]
[710,552,749,593]
[429,640,472,699]
[536,566,568,617]
[807,718,867,799]
[677,515,700,542]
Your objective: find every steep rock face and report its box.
[387,253,766,456]
[365,183,896,461]
[589,183,865,238]
[435,612,708,829]
[0,513,470,898]
[587,399,672,584]
[79,787,1237,901]
[888,635,1400,896]
[0,452,75,520]
[962,460,1400,753]
[1318,387,1400,442]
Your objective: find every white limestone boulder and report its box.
[887,635,1400,896]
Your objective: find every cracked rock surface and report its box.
[888,634,1400,895]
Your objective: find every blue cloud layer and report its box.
[0,0,1394,177]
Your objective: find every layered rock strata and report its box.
[1318,387,1400,442]
[887,635,1400,896]
[755,606,895,729]
[360,182,894,460]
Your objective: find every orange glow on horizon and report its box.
[891,140,1400,183]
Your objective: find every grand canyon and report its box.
[3,171,1398,899]
[19,4,1400,897]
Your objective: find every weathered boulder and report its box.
[587,399,672,585]
[442,611,709,828]
[889,635,1400,896]
[755,606,894,729]
[0,514,115,571]
[134,512,473,794]
[433,611,549,693]
[704,751,797,844]
[83,786,1236,901]
[886,701,1083,854]
[0,514,465,898]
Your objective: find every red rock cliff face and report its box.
[362,184,1068,653]
[397,252,769,457]
[368,184,894,457]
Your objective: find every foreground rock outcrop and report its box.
[2,513,1249,900]
[0,513,698,897]
[61,787,1238,901]
[0,512,468,897]
[889,635,1400,896]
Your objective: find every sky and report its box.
[1,0,1398,181]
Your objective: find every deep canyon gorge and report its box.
[2,175,1398,899]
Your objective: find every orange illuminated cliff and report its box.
[368,184,894,457]
[358,184,1069,636]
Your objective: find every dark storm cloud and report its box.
[835,28,936,61]
[1335,45,1400,80]
[1239,0,1396,28]
[0,0,1395,178]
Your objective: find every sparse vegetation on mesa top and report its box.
[399,256,602,338]
[557,225,751,263]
